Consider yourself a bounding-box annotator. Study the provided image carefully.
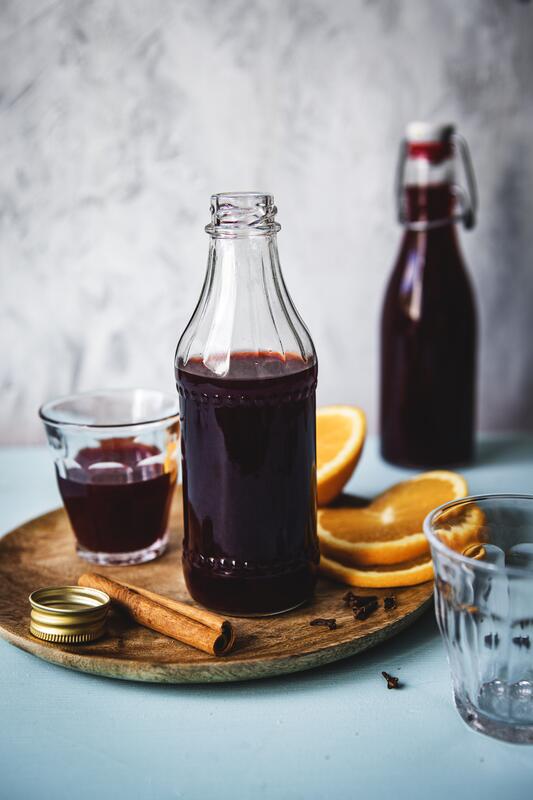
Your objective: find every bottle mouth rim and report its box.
[206,192,281,237]
[405,121,455,143]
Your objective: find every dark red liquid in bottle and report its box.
[380,183,476,467]
[177,352,319,615]
[57,442,176,554]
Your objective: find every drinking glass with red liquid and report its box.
[380,122,478,467]
[175,193,319,616]
[40,389,180,565]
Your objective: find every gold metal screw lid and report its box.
[29,585,110,644]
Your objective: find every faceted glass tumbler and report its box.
[40,389,180,566]
[425,495,533,743]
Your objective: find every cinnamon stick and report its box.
[78,573,235,656]
[119,580,236,651]
[119,581,229,631]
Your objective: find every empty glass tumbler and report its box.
[425,495,533,743]
[40,389,180,565]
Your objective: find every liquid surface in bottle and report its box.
[57,442,176,553]
[380,183,476,467]
[177,352,319,615]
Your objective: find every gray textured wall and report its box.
[1,0,532,444]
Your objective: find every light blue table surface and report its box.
[1,436,533,800]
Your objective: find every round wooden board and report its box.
[0,488,434,683]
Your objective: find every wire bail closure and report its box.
[395,133,478,232]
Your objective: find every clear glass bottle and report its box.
[175,193,319,615]
[380,123,478,467]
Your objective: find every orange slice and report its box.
[433,504,486,552]
[164,440,179,476]
[316,406,366,506]
[318,471,471,566]
[320,553,434,588]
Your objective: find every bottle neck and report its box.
[208,232,279,281]
[396,133,478,231]
[204,196,282,326]
[192,231,310,376]
[404,182,455,224]
[399,145,459,231]
[176,192,316,378]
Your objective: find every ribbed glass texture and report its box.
[425,495,533,743]
[40,389,180,566]
[176,193,315,378]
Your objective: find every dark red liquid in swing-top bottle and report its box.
[380,124,477,467]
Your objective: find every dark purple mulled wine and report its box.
[57,441,176,556]
[381,183,476,467]
[177,352,319,616]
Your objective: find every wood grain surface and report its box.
[0,488,434,683]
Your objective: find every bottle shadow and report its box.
[218,605,440,696]
[84,602,439,698]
